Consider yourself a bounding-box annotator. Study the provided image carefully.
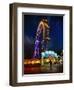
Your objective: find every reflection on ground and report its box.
[24,59,63,74]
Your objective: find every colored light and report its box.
[41,52,45,57]
[45,51,49,55]
[24,61,27,65]
[28,61,31,64]
[36,60,40,64]
[32,60,35,64]
[48,51,52,54]
[46,59,49,62]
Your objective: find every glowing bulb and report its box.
[36,60,40,64]
[45,51,49,54]
[41,52,45,57]
[46,59,49,62]
[48,51,51,54]
[32,60,35,64]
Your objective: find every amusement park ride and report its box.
[33,19,50,58]
[24,19,63,72]
[33,19,58,65]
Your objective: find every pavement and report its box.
[24,63,63,74]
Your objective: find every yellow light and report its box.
[46,59,49,62]
[28,61,31,64]
[32,60,35,64]
[24,61,27,65]
[36,60,40,64]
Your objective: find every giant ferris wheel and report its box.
[33,19,50,59]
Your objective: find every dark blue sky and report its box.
[24,14,63,58]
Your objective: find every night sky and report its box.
[24,14,63,59]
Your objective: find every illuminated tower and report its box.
[33,19,50,60]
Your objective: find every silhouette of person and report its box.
[49,59,52,71]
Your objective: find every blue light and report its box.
[54,53,57,57]
[51,51,55,55]
[48,51,54,55]
[45,51,49,55]
[48,51,52,54]
[41,52,45,57]
[41,50,58,58]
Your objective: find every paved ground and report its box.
[24,63,63,74]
